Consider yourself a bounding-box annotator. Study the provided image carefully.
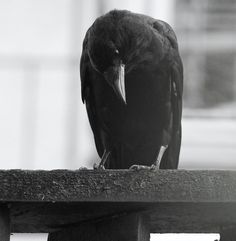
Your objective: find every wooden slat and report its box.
[48,213,150,241]
[0,206,10,241]
[0,170,236,233]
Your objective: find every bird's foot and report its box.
[129,164,154,171]
[93,150,110,170]
[150,164,160,171]
[128,145,168,171]
[93,163,106,170]
[129,162,161,171]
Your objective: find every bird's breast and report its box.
[97,66,168,148]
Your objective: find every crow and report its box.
[80,10,183,170]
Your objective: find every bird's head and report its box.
[87,35,126,104]
[87,10,163,105]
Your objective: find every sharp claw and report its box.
[129,165,152,170]
[93,163,105,170]
[150,164,159,171]
[99,165,105,170]
[129,163,161,171]
[93,150,110,170]
[93,163,99,169]
[129,165,140,170]
[150,164,156,170]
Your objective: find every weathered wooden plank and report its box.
[1,169,236,202]
[0,206,10,241]
[47,213,150,241]
[0,170,236,233]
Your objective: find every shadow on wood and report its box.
[220,227,236,241]
[0,206,10,241]
[47,213,150,241]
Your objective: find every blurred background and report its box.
[0,0,235,240]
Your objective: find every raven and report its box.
[80,10,183,170]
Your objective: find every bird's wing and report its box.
[152,20,179,50]
[80,34,89,104]
[80,32,104,157]
[168,56,183,169]
[171,55,183,133]
[153,20,183,169]
[152,19,183,131]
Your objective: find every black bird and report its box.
[80,10,183,170]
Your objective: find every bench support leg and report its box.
[0,206,10,241]
[48,213,150,241]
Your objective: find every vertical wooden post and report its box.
[0,206,10,241]
[220,227,236,241]
[48,212,150,241]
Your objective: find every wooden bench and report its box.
[0,169,236,240]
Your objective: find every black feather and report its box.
[80,10,183,169]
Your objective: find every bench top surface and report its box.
[0,169,236,233]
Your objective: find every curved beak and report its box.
[114,63,126,104]
[104,63,126,104]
